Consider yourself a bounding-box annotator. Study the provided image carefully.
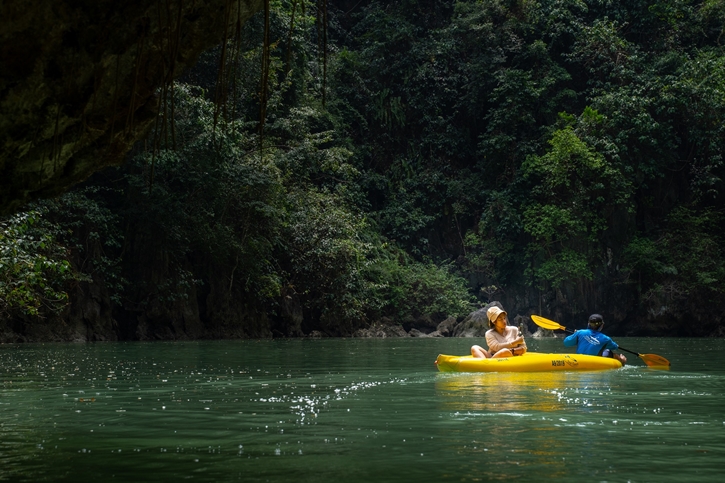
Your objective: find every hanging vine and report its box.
[144,0,330,163]
[318,0,328,107]
[150,1,184,189]
[284,0,300,75]
[259,0,271,146]
[213,0,235,134]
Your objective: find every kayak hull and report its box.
[435,352,623,372]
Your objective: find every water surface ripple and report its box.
[1,337,723,482]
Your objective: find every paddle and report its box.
[530,315,671,369]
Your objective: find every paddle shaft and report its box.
[612,346,643,357]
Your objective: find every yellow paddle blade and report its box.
[531,314,566,331]
[639,353,671,369]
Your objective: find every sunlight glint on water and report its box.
[1,337,724,482]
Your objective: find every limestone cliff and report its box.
[0,0,264,215]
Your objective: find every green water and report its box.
[1,337,723,482]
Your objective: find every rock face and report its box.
[352,299,570,341]
[0,0,264,215]
[353,301,551,340]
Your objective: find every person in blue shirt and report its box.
[563,314,627,364]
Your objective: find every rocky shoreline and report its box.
[352,302,557,340]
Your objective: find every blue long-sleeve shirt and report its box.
[563,329,618,356]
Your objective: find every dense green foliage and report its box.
[0,211,76,318]
[0,189,124,321]
[2,0,725,337]
[325,0,725,332]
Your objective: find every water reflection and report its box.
[434,372,581,481]
[435,372,568,412]
[435,369,635,412]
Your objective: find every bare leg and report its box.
[491,348,514,358]
[471,345,491,358]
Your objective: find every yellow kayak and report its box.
[435,352,623,372]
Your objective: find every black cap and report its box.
[588,314,604,326]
